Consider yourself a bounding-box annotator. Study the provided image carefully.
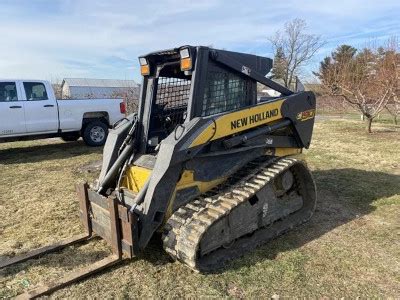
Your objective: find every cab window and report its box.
[0,82,18,102]
[24,82,48,101]
[201,63,254,116]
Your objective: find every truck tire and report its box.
[61,132,80,142]
[82,120,108,146]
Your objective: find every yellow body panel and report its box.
[267,147,302,156]
[123,165,152,193]
[175,170,226,194]
[190,99,285,147]
[165,170,227,220]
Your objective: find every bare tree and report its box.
[52,83,63,99]
[386,45,400,124]
[316,38,399,133]
[49,77,63,99]
[111,86,140,114]
[386,90,400,125]
[269,19,325,88]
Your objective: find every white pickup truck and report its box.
[0,80,126,146]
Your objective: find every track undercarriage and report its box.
[163,157,316,271]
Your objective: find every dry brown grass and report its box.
[0,119,399,298]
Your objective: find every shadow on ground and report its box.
[0,141,102,165]
[215,168,400,272]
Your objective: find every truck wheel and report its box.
[82,121,108,146]
[61,133,80,142]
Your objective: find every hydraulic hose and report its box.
[97,142,134,194]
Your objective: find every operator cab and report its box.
[137,46,273,153]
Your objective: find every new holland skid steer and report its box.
[2,46,317,298]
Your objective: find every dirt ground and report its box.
[0,119,399,298]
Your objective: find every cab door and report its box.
[0,81,26,136]
[22,81,59,133]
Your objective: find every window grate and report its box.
[202,70,252,116]
[155,77,191,129]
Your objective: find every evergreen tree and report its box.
[332,45,357,63]
[271,46,286,82]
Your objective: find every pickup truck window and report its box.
[0,82,18,102]
[23,82,48,101]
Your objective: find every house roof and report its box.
[62,78,139,88]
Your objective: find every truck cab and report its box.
[0,80,59,136]
[0,79,126,146]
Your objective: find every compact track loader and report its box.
[2,46,317,298]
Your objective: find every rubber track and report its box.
[162,157,312,271]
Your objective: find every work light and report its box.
[180,48,192,71]
[139,57,150,75]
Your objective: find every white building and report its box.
[61,78,139,99]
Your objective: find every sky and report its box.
[0,0,399,83]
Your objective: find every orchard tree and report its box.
[385,86,400,125]
[386,99,399,125]
[315,39,399,133]
[269,18,325,88]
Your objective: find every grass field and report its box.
[1,119,399,298]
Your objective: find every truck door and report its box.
[0,81,26,136]
[22,81,59,133]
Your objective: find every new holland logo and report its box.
[231,108,279,130]
[296,109,315,122]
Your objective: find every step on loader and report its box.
[1,46,317,298]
